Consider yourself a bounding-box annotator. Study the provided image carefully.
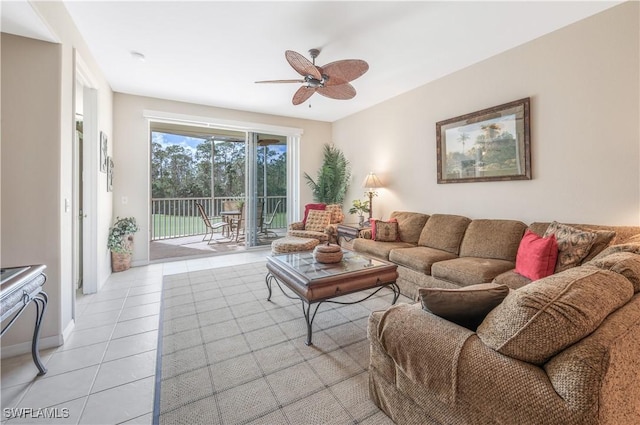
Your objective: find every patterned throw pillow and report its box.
[305,209,332,232]
[302,203,326,225]
[373,219,399,242]
[543,221,597,272]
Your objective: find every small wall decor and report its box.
[107,156,114,192]
[436,97,531,184]
[100,131,108,173]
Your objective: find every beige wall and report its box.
[1,1,113,353]
[112,94,332,263]
[333,2,640,226]
[1,33,63,348]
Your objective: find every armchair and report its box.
[287,204,344,244]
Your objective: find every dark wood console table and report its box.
[1,264,48,375]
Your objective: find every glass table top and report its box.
[270,249,391,281]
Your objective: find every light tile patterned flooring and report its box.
[1,250,271,425]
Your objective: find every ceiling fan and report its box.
[255,49,369,105]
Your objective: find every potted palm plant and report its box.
[108,216,139,272]
[304,144,351,204]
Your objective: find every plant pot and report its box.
[111,251,132,272]
[358,215,365,226]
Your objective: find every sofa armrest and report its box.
[289,221,305,231]
[544,294,640,416]
[373,303,474,404]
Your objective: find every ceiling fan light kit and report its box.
[256,49,369,105]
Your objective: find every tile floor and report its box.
[1,249,271,425]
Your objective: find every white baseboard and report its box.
[132,260,149,267]
[1,334,63,359]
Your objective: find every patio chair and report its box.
[226,202,245,242]
[259,200,281,238]
[195,202,229,244]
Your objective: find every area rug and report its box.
[154,261,407,425]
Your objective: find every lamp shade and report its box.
[362,172,382,190]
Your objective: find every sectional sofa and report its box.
[353,211,640,299]
[357,211,640,424]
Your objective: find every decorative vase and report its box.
[313,244,343,264]
[358,215,365,227]
[111,235,133,272]
[111,251,132,272]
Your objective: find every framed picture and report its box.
[100,131,108,173]
[436,98,531,184]
[107,157,114,192]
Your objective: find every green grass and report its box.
[152,212,287,239]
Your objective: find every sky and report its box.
[152,132,286,158]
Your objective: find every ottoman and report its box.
[271,236,320,254]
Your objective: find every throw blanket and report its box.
[377,303,474,405]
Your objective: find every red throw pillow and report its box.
[302,203,326,225]
[371,218,399,242]
[515,230,559,280]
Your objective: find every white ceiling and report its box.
[3,1,622,122]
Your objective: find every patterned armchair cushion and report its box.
[304,210,332,232]
[325,204,345,224]
[287,229,329,242]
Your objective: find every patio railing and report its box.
[151,196,287,240]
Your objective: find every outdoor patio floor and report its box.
[149,229,285,261]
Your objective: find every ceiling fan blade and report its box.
[317,83,356,100]
[322,59,369,85]
[285,50,322,80]
[255,79,305,84]
[292,86,316,105]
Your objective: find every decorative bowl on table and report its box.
[313,244,343,264]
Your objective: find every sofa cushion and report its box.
[477,267,634,364]
[514,230,558,280]
[543,221,597,272]
[389,246,458,275]
[304,209,332,232]
[530,222,626,260]
[581,230,617,263]
[418,214,471,255]
[419,283,509,330]
[302,203,326,225]
[431,257,516,286]
[389,211,430,244]
[586,251,640,293]
[352,238,415,260]
[324,204,344,224]
[492,270,532,290]
[459,219,527,261]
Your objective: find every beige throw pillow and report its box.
[543,221,597,272]
[419,283,509,331]
[304,209,331,232]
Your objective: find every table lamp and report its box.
[363,172,382,220]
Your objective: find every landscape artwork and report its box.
[436,98,531,183]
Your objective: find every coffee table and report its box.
[266,249,399,345]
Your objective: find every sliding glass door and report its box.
[244,133,287,248]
